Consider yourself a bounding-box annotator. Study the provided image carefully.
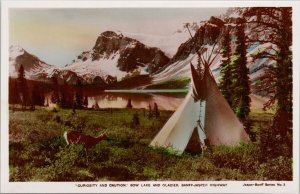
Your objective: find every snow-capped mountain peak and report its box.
[9,45,56,80]
[9,31,171,85]
[122,31,191,58]
[62,31,170,81]
[9,45,25,59]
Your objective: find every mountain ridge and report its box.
[9,31,171,85]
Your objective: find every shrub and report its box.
[31,145,85,181]
[257,156,292,180]
[131,112,140,127]
[207,143,260,174]
[143,167,159,180]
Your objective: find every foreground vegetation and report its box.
[9,106,292,181]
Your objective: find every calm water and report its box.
[46,90,187,111]
[88,91,186,111]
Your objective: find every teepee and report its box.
[150,44,249,153]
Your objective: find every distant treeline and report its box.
[9,64,153,111]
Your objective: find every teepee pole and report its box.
[185,23,221,147]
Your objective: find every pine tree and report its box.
[30,90,36,111]
[31,85,45,109]
[74,92,83,109]
[58,81,67,108]
[9,78,18,104]
[62,81,74,108]
[131,112,140,127]
[59,92,67,108]
[18,65,25,84]
[126,98,133,108]
[83,96,88,108]
[218,17,253,140]
[17,65,28,110]
[148,103,153,118]
[219,19,251,119]
[153,103,160,118]
[73,79,83,109]
[231,21,251,119]
[219,27,233,107]
[51,77,60,104]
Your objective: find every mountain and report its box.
[9,45,86,85]
[9,32,170,85]
[62,31,170,82]
[153,16,224,83]
[123,30,191,58]
[9,45,55,81]
[10,13,274,96]
[152,15,275,97]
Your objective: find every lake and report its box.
[87,90,187,111]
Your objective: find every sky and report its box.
[10,8,227,67]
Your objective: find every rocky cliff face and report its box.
[64,31,170,81]
[92,31,170,73]
[168,16,224,65]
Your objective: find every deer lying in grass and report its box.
[64,131,108,149]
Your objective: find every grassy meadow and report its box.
[9,106,292,181]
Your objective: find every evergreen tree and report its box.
[66,95,73,108]
[51,77,60,104]
[83,96,88,108]
[9,77,20,107]
[17,65,28,110]
[18,65,25,84]
[59,92,67,108]
[228,20,251,119]
[219,27,233,107]
[31,85,44,108]
[131,112,140,127]
[63,82,74,109]
[59,80,68,108]
[30,90,36,111]
[51,91,60,104]
[73,79,84,109]
[243,8,292,157]
[126,98,133,108]
[153,102,160,118]
[234,21,250,118]
[74,92,83,109]
[148,103,153,118]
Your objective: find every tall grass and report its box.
[9,107,292,181]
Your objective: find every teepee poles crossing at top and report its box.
[184,23,220,82]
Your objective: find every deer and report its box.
[63,131,108,163]
[64,131,108,149]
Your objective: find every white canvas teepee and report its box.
[150,63,249,153]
